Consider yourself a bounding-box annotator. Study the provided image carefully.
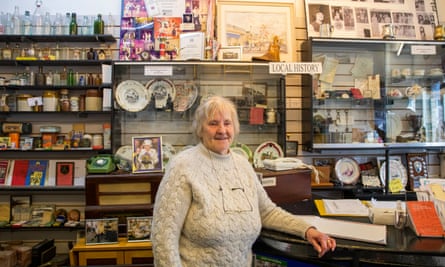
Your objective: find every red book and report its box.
[10,160,29,186]
[249,107,264,125]
[407,201,445,238]
[56,162,74,186]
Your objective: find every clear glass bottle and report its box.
[64,12,71,35]
[22,10,32,35]
[42,12,51,35]
[0,12,5,34]
[69,13,78,35]
[32,0,44,35]
[52,12,63,35]
[52,70,60,85]
[93,14,104,34]
[60,66,67,86]
[5,12,13,34]
[81,15,91,35]
[12,6,21,35]
[105,13,114,35]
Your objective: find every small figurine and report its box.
[252,35,281,62]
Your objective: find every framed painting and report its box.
[217,1,296,62]
[85,218,119,245]
[132,136,163,173]
[127,216,153,242]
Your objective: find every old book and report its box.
[10,160,29,186]
[0,160,10,185]
[407,201,444,238]
[55,161,74,186]
[25,160,48,186]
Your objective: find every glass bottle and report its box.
[2,43,12,60]
[52,13,63,35]
[105,13,114,35]
[36,65,46,86]
[81,15,91,35]
[32,0,44,35]
[0,12,5,34]
[94,14,104,34]
[52,70,60,85]
[5,12,13,34]
[60,67,67,86]
[42,12,51,35]
[22,10,32,35]
[69,12,78,35]
[12,6,21,35]
[64,12,71,35]
[12,43,21,59]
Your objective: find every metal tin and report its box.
[43,90,58,112]
[17,94,33,111]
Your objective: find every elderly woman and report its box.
[151,96,335,266]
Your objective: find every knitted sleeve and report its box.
[151,161,191,267]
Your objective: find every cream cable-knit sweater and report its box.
[152,143,312,267]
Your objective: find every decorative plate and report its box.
[162,143,176,166]
[114,145,133,170]
[146,79,176,110]
[115,80,149,112]
[230,142,253,162]
[173,81,199,112]
[379,159,408,188]
[334,157,360,185]
[386,111,402,141]
[253,141,284,168]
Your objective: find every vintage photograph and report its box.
[218,46,242,61]
[127,216,153,242]
[132,136,163,173]
[305,0,438,39]
[85,218,119,245]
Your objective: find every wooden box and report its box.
[257,169,312,204]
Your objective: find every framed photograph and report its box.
[56,162,74,186]
[304,0,438,40]
[218,46,242,61]
[85,218,119,245]
[217,1,296,62]
[132,136,163,173]
[127,216,153,242]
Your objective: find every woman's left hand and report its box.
[305,227,336,257]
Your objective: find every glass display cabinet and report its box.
[302,38,445,152]
[112,61,286,167]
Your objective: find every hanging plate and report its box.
[115,80,149,112]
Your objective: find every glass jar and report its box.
[59,89,70,111]
[70,96,79,111]
[85,89,101,111]
[17,94,33,111]
[43,90,58,111]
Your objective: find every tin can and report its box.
[17,94,33,111]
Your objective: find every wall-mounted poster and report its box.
[305,0,438,40]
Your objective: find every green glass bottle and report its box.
[93,14,104,35]
[69,12,77,35]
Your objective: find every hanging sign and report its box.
[269,62,322,74]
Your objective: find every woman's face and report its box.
[202,111,234,155]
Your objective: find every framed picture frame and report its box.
[56,162,74,186]
[127,216,153,242]
[217,1,296,62]
[132,136,163,173]
[218,46,242,61]
[304,0,438,40]
[85,218,119,245]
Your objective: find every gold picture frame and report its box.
[217,1,296,62]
